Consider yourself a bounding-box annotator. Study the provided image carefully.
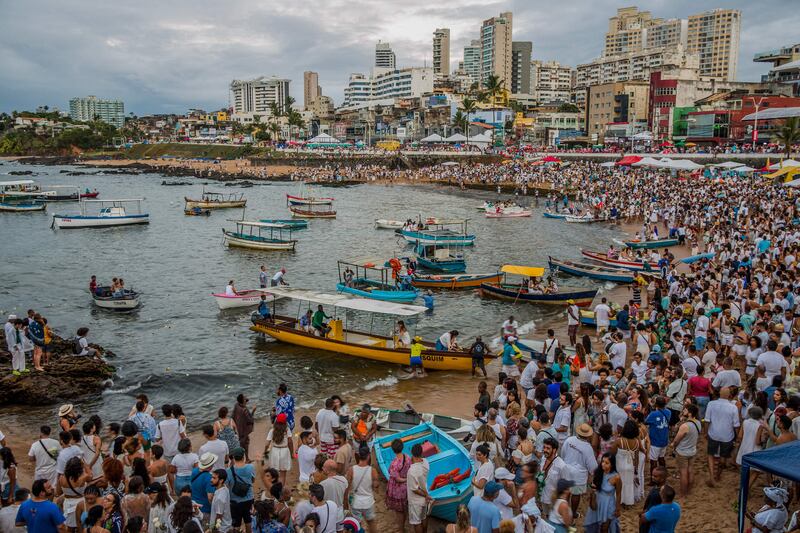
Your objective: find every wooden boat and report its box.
[0,201,46,212]
[92,287,141,310]
[184,189,246,209]
[336,261,418,303]
[375,422,473,522]
[289,205,336,218]
[564,214,608,223]
[37,186,81,202]
[212,289,276,310]
[485,209,532,218]
[479,264,597,307]
[515,338,578,359]
[0,179,50,200]
[580,250,659,271]
[397,219,475,246]
[375,219,405,229]
[414,242,466,273]
[579,310,618,328]
[222,221,297,251]
[548,256,635,283]
[80,191,100,199]
[679,252,715,264]
[410,272,502,289]
[259,219,308,229]
[542,211,568,219]
[184,207,211,216]
[52,199,149,229]
[286,193,334,206]
[624,238,679,249]
[373,407,472,440]
[251,289,488,371]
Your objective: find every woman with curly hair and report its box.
[169,495,201,533]
[102,491,125,533]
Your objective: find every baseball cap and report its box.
[483,481,502,496]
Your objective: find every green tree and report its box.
[452,110,467,133]
[483,74,504,107]
[775,117,800,159]
[287,110,304,140]
[461,98,477,146]
[268,122,281,143]
[558,103,581,113]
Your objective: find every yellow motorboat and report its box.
[250,288,482,371]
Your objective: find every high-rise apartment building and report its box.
[303,71,321,110]
[586,80,650,137]
[375,41,396,70]
[686,9,741,81]
[462,40,482,88]
[644,18,687,50]
[342,68,434,108]
[604,7,656,56]
[229,76,290,122]
[511,42,532,95]
[69,96,125,127]
[480,12,513,90]
[576,46,698,89]
[433,28,450,77]
[530,60,574,103]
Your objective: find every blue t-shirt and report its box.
[501,344,517,366]
[547,381,562,401]
[645,409,671,447]
[468,495,501,533]
[15,499,65,533]
[226,463,256,502]
[616,310,630,330]
[190,468,215,514]
[645,502,681,532]
[422,294,434,310]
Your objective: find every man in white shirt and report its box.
[55,430,83,476]
[553,394,573,446]
[712,357,742,389]
[27,426,61,487]
[198,425,229,471]
[406,444,431,533]
[0,487,26,533]
[270,268,288,287]
[559,424,598,511]
[756,340,789,382]
[155,404,186,462]
[593,298,612,338]
[539,437,567,510]
[297,431,318,483]
[566,300,580,346]
[703,388,740,487]
[309,483,340,533]
[694,308,710,351]
[608,393,629,434]
[315,397,340,457]
[501,315,519,340]
[543,329,560,365]
[608,333,627,369]
[210,469,232,532]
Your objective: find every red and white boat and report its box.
[286,194,334,206]
[580,249,660,271]
[212,289,276,310]
[80,191,100,199]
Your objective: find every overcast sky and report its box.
[1,0,796,115]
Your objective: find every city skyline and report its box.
[0,0,796,115]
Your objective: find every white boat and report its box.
[485,208,531,218]
[52,199,149,229]
[0,201,46,212]
[212,289,276,310]
[0,179,55,200]
[374,406,472,441]
[374,219,405,229]
[564,214,608,223]
[92,287,141,310]
[222,220,298,251]
[185,189,246,209]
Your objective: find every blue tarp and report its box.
[738,441,800,532]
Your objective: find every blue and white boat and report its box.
[542,211,568,219]
[415,242,466,273]
[259,219,309,229]
[548,256,635,283]
[374,422,473,523]
[679,252,715,264]
[397,219,475,246]
[336,261,418,303]
[52,199,149,229]
[0,200,46,212]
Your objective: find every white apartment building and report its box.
[229,76,290,122]
[341,68,434,108]
[375,41,396,70]
[575,46,698,90]
[69,96,125,127]
[462,40,482,88]
[480,12,513,90]
[530,60,574,103]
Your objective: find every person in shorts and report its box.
[468,336,489,378]
[703,388,739,486]
[406,444,431,533]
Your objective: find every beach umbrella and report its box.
[541,156,562,163]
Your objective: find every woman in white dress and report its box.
[613,420,640,506]
[736,406,765,466]
[265,413,293,485]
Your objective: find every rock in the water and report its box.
[0,332,116,406]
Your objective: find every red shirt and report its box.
[687,376,711,397]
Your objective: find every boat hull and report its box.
[222,231,297,251]
[0,202,46,212]
[184,198,247,209]
[373,409,472,441]
[410,273,502,289]
[624,238,679,249]
[542,212,567,219]
[485,210,531,218]
[564,215,608,223]
[259,219,308,229]
[92,294,141,310]
[335,283,418,303]
[251,317,477,371]
[416,256,466,273]
[375,219,405,229]
[289,207,336,218]
[184,209,211,216]
[53,214,150,228]
[286,194,333,206]
[212,291,276,310]
[479,283,597,307]
[580,250,658,271]
[548,257,634,283]
[579,310,618,328]
[398,229,475,246]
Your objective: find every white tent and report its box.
[420,133,443,143]
[632,131,653,140]
[599,161,616,168]
[733,166,756,173]
[784,178,800,188]
[768,159,800,170]
[664,159,703,171]
[712,161,745,169]
[444,133,468,143]
[632,157,666,168]
[468,132,493,147]
[306,133,342,144]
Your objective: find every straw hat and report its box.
[58,404,74,417]
[199,452,218,470]
[576,423,594,438]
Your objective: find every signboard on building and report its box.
[396,127,407,140]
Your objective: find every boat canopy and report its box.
[335,299,428,316]
[266,287,349,306]
[427,218,468,225]
[228,220,291,229]
[501,264,546,277]
[0,180,36,186]
[83,198,145,203]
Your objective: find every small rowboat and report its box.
[336,281,419,303]
[542,211,568,219]
[92,287,141,310]
[564,214,608,223]
[624,238,679,249]
[286,194,334,206]
[479,284,598,307]
[185,190,246,209]
[0,201,46,212]
[260,219,308,229]
[548,256,635,283]
[375,219,405,229]
[375,422,473,522]
[485,209,532,218]
[184,207,211,216]
[679,252,715,264]
[580,250,659,271]
[80,192,100,199]
[410,272,502,289]
[212,289,276,310]
[289,206,336,218]
[579,310,618,328]
[374,408,472,440]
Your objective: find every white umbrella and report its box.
[420,134,443,143]
[632,157,666,168]
[784,178,800,188]
[768,159,800,170]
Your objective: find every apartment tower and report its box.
[686,9,741,81]
[480,11,513,90]
[375,41,396,70]
[511,41,532,95]
[303,71,321,110]
[433,28,450,76]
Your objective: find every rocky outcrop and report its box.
[0,332,116,406]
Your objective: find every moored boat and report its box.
[212,289,276,310]
[259,219,308,229]
[579,310,618,328]
[373,407,472,440]
[52,199,149,229]
[397,219,475,246]
[624,238,679,249]
[0,201,46,212]
[286,193,334,206]
[580,249,659,271]
[92,287,141,310]
[479,264,598,307]
[542,211,568,219]
[184,189,246,209]
[679,252,715,264]
[80,191,100,199]
[414,242,466,273]
[336,261,418,303]
[410,272,502,289]
[375,422,473,522]
[37,186,81,202]
[222,221,297,251]
[184,207,211,216]
[564,214,608,223]
[289,205,337,218]
[548,256,636,283]
[0,179,51,201]
[375,219,405,229]
[485,209,532,218]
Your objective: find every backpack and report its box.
[73,337,83,355]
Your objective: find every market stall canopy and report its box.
[711,161,745,169]
[444,133,467,142]
[631,157,665,168]
[500,264,546,277]
[420,133,443,143]
[615,155,642,166]
[663,159,703,171]
[738,442,800,533]
[768,159,800,170]
[439,161,459,166]
[540,156,561,163]
[469,132,493,143]
[598,161,616,168]
[306,133,342,144]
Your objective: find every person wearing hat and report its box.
[746,485,789,533]
[467,480,502,533]
[492,467,520,520]
[58,405,79,432]
[409,336,426,377]
[559,423,597,514]
[190,452,218,520]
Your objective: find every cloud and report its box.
[0,0,795,115]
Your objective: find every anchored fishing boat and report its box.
[251,288,484,371]
[542,211,568,219]
[485,208,532,218]
[184,206,211,216]
[0,200,46,212]
[92,287,141,310]
[375,422,473,522]
[222,221,298,251]
[0,179,53,201]
[624,238,679,249]
[375,219,405,229]
[373,407,472,440]
[289,204,337,218]
[580,250,659,271]
[259,219,308,229]
[479,264,598,307]
[80,190,100,199]
[397,218,475,246]
[548,256,636,283]
[212,289,276,310]
[184,189,246,209]
[336,261,418,303]
[414,242,466,273]
[564,213,608,223]
[52,199,149,229]
[36,185,80,202]
[410,272,502,290]
[286,194,334,206]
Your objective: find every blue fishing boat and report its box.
[397,218,475,246]
[374,422,473,522]
[624,238,679,249]
[548,256,635,283]
[0,200,46,212]
[679,252,715,264]
[479,265,598,307]
[579,310,618,328]
[414,242,466,273]
[542,211,568,219]
[259,219,309,229]
[336,261,418,303]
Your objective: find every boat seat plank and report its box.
[427,448,461,463]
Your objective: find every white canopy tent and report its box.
[631,131,653,141]
[631,157,666,168]
[444,133,468,143]
[768,159,800,170]
[712,161,745,169]
[306,133,343,144]
[420,133,443,143]
[664,159,703,171]
[599,161,616,168]
[468,132,493,147]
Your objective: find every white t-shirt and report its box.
[559,436,598,485]
[594,304,611,326]
[225,285,236,296]
[156,418,184,457]
[757,351,788,381]
[210,485,232,532]
[695,315,710,337]
[0,504,25,533]
[297,444,318,482]
[609,342,627,369]
[315,408,340,443]
[681,356,700,379]
[473,460,495,498]
[493,488,515,520]
[312,501,339,533]
[198,439,229,471]
[55,445,83,475]
[502,320,519,336]
[553,407,571,443]
[171,453,199,477]
[712,369,742,389]
[27,438,61,484]
[407,459,430,506]
[704,399,740,442]
[566,305,580,326]
[631,360,647,383]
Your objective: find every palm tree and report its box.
[269,102,282,120]
[452,110,467,134]
[268,122,281,143]
[483,75,504,107]
[285,96,296,115]
[775,117,800,160]
[461,98,477,147]
[287,110,304,141]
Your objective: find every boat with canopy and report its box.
[397,218,475,246]
[336,260,418,303]
[222,221,298,251]
[250,288,485,371]
[479,264,598,306]
[52,199,149,229]
[184,188,246,209]
[36,185,81,202]
[548,256,636,283]
[0,180,54,200]
[414,242,466,273]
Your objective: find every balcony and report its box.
[753,47,795,62]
